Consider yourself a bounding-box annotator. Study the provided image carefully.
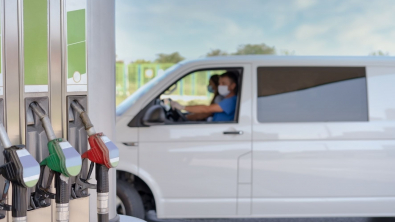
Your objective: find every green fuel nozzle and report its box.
[30,102,82,177]
[29,102,82,221]
[0,121,40,221]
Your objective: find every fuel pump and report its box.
[70,101,119,222]
[0,121,40,222]
[29,102,82,222]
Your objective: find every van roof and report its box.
[179,55,395,67]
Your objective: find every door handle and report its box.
[223,131,243,135]
[123,142,139,146]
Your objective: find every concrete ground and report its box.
[146,211,395,222]
[180,218,384,222]
[178,218,395,222]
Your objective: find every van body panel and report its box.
[140,141,251,217]
[251,61,395,216]
[252,140,395,197]
[115,56,395,218]
[252,197,395,217]
[117,143,139,176]
[137,63,253,217]
[117,117,139,142]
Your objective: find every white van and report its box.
[115,56,395,220]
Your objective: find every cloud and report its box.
[294,24,329,40]
[268,0,395,55]
[294,0,317,10]
[116,0,395,61]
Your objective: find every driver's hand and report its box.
[170,101,185,110]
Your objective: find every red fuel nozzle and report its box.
[82,132,119,169]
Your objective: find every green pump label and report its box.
[16,148,40,188]
[65,0,87,92]
[59,141,82,177]
[23,0,49,93]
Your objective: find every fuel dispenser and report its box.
[0,122,40,222]
[28,102,82,222]
[70,100,119,222]
[1,0,125,221]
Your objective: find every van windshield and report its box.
[116,64,181,116]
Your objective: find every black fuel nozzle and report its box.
[0,123,41,219]
[0,179,12,218]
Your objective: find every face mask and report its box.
[207,85,214,93]
[218,85,230,97]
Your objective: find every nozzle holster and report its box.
[71,160,96,199]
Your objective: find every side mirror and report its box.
[142,105,166,126]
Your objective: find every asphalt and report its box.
[146,211,395,222]
[179,218,386,222]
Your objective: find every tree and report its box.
[369,50,389,56]
[280,49,295,56]
[133,59,152,64]
[206,49,228,57]
[155,52,185,63]
[233,43,276,55]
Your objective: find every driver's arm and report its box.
[184,104,223,114]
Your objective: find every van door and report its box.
[252,66,395,217]
[138,64,252,218]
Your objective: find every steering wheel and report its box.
[174,107,187,121]
[160,99,187,122]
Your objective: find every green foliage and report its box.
[280,49,295,55]
[133,59,152,64]
[206,49,228,57]
[369,50,389,56]
[233,43,276,55]
[155,52,185,63]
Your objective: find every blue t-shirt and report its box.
[212,96,237,121]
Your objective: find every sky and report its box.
[115,0,395,63]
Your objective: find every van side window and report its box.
[160,68,243,124]
[161,70,228,107]
[257,67,368,123]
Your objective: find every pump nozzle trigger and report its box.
[31,166,55,209]
[0,179,11,213]
[73,161,96,199]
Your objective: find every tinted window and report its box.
[257,67,368,123]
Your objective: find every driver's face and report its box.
[219,76,236,92]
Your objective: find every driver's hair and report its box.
[220,71,238,94]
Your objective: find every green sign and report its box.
[23,0,48,92]
[66,1,87,92]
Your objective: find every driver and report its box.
[171,71,238,122]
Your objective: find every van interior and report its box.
[129,68,243,127]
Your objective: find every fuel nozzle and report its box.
[29,102,56,141]
[30,102,82,177]
[70,101,96,136]
[71,101,119,169]
[68,101,96,199]
[70,100,119,222]
[30,102,82,222]
[0,121,40,221]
